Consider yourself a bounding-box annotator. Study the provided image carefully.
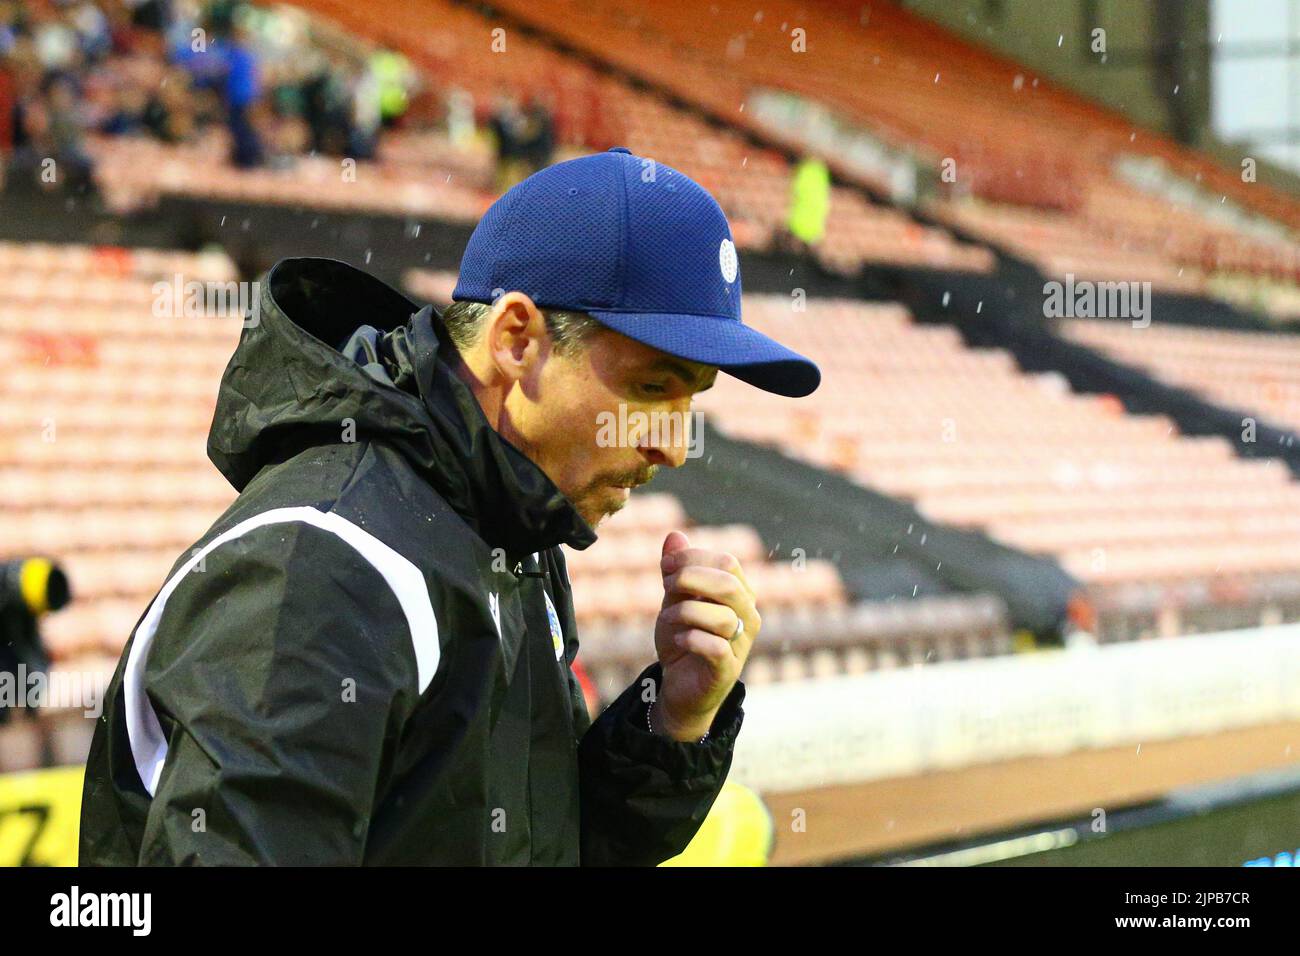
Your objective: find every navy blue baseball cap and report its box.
[452,147,820,397]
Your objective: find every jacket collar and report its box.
[206,257,596,559]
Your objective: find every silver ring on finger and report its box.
[730,616,744,641]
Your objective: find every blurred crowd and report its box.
[0,0,450,196]
[487,86,554,193]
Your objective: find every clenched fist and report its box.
[650,530,761,741]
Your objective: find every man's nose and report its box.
[640,441,688,469]
[636,408,694,469]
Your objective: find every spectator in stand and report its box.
[783,156,831,254]
[97,76,148,134]
[171,10,228,96]
[144,65,195,142]
[218,19,260,167]
[370,47,410,128]
[445,85,475,149]
[127,0,173,34]
[3,34,39,156]
[29,4,81,75]
[52,71,93,190]
[0,72,10,169]
[7,70,95,195]
[346,56,380,160]
[299,48,346,155]
[488,87,526,192]
[519,89,554,175]
[0,1,21,57]
[66,0,112,63]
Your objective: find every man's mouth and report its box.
[608,480,644,502]
[596,470,656,507]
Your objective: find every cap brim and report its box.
[587,311,821,397]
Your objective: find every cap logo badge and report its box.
[719,238,738,283]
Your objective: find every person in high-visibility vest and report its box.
[660,781,774,866]
[787,157,831,246]
[370,50,412,125]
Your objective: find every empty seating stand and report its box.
[685,294,1300,639]
[477,0,1300,314]
[1062,318,1300,438]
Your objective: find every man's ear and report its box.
[485,292,547,384]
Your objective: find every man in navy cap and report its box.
[80,148,821,866]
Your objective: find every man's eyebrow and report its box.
[648,358,717,392]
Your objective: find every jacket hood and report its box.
[207,257,596,557]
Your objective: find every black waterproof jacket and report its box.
[79,257,746,865]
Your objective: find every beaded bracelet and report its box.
[646,697,709,744]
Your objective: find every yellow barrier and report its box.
[0,765,83,867]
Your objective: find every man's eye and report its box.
[640,382,668,395]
